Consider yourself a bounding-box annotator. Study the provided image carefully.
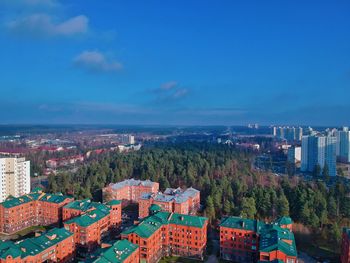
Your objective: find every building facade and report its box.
[102,179,159,206]
[336,128,350,163]
[0,228,75,263]
[0,189,73,234]
[301,135,337,177]
[219,216,297,263]
[0,157,30,203]
[138,187,200,219]
[64,200,122,254]
[121,211,208,263]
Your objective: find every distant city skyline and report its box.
[1,1,350,125]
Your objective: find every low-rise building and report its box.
[138,187,200,219]
[85,239,140,263]
[0,228,75,263]
[64,200,122,254]
[0,189,73,234]
[121,211,208,263]
[102,179,159,206]
[219,216,297,263]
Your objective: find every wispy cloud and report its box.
[153,81,190,103]
[73,51,123,73]
[160,81,178,91]
[6,14,88,37]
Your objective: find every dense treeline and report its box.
[48,142,350,246]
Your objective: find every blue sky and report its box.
[0,0,349,125]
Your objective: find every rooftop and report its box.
[109,179,157,190]
[65,207,110,227]
[219,216,260,232]
[0,191,72,208]
[220,216,297,257]
[259,224,297,257]
[122,211,207,238]
[90,240,139,263]
[64,199,108,212]
[140,187,199,204]
[0,228,73,260]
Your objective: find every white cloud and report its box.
[73,51,123,73]
[161,81,177,90]
[6,13,88,37]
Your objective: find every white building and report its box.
[287,146,301,163]
[0,157,30,202]
[336,127,350,163]
[301,135,337,177]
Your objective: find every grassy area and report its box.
[159,256,202,263]
[0,225,49,241]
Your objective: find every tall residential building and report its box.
[0,157,30,202]
[301,135,337,177]
[336,128,350,163]
[272,126,303,142]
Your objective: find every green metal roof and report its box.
[65,208,110,227]
[64,199,109,212]
[259,224,297,257]
[0,228,73,260]
[105,200,122,206]
[0,241,21,260]
[220,216,297,258]
[0,192,72,208]
[274,216,293,226]
[1,195,33,208]
[149,204,162,214]
[90,240,139,263]
[31,187,43,193]
[39,193,72,204]
[122,212,208,239]
[219,216,260,232]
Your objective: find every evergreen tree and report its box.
[276,193,289,217]
[240,197,257,219]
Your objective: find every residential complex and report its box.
[341,228,350,263]
[301,135,337,177]
[102,179,159,205]
[220,216,297,263]
[121,211,208,263]
[63,199,122,254]
[138,187,200,218]
[0,157,30,202]
[336,127,350,163]
[0,188,73,234]
[0,227,75,263]
[273,126,303,142]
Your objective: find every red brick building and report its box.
[341,228,350,263]
[102,179,159,206]
[121,211,208,263]
[138,187,200,219]
[220,216,297,263]
[0,228,75,263]
[63,200,122,254]
[0,189,73,235]
[84,239,140,263]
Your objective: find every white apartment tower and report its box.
[0,157,30,202]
